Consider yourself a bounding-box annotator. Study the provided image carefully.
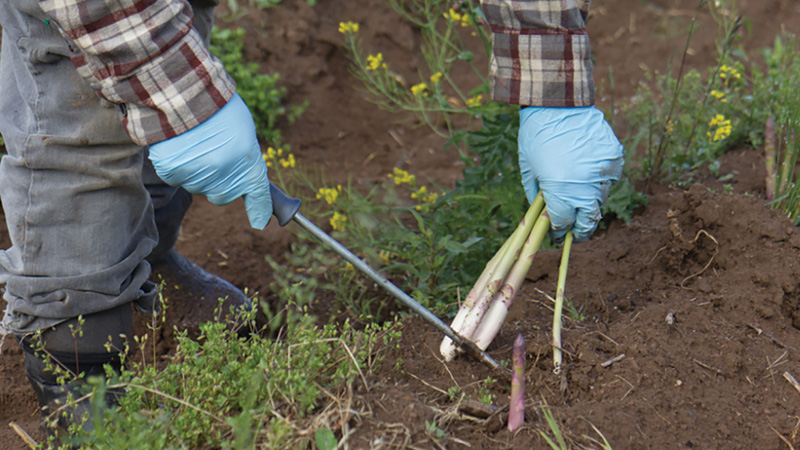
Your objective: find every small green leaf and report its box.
[315,426,337,450]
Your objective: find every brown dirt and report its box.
[3,0,800,448]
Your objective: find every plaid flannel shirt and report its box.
[39,0,235,146]
[481,0,594,107]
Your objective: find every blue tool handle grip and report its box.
[269,182,302,227]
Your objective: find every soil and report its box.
[3,0,800,449]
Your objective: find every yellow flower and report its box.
[366,53,386,71]
[330,212,347,231]
[708,114,726,127]
[710,89,726,101]
[430,72,443,83]
[466,94,483,108]
[411,82,427,97]
[338,21,359,34]
[665,120,674,134]
[263,147,295,169]
[316,185,342,205]
[411,185,427,200]
[443,8,462,23]
[707,114,732,142]
[379,250,391,265]
[279,153,296,168]
[411,185,439,209]
[388,167,415,185]
[719,64,742,81]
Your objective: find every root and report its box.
[679,230,719,288]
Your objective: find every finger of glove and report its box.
[572,200,603,243]
[540,181,604,244]
[517,139,539,203]
[539,191,575,245]
[243,180,273,230]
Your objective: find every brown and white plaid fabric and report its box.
[480,0,594,107]
[39,0,236,145]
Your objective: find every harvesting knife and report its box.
[269,182,501,371]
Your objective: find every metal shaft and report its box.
[290,212,500,370]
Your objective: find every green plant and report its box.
[601,178,648,225]
[339,0,493,140]
[476,376,496,405]
[757,36,800,221]
[209,27,307,147]
[620,0,762,182]
[537,403,614,450]
[261,240,333,336]
[43,298,393,449]
[424,419,450,446]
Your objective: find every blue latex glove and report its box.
[148,93,272,229]
[518,106,624,243]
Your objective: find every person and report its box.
[0,0,622,434]
[480,0,625,243]
[0,0,273,432]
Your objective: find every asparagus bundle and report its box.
[440,194,553,360]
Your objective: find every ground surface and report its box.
[2,0,800,448]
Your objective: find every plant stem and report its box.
[552,231,573,375]
[471,210,550,350]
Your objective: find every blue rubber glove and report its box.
[518,106,624,243]
[148,93,272,230]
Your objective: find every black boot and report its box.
[19,303,132,437]
[148,248,256,335]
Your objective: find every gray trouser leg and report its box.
[0,1,218,335]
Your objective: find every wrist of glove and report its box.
[148,93,273,230]
[518,105,624,243]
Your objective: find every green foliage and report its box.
[261,241,331,336]
[221,0,315,21]
[289,108,526,317]
[340,0,492,140]
[46,301,396,449]
[601,178,648,225]
[754,36,800,222]
[209,27,306,147]
[315,427,337,450]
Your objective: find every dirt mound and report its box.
[356,167,800,448]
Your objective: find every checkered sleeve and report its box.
[38,0,236,145]
[480,0,594,107]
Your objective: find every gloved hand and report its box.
[148,93,272,230]
[518,106,624,243]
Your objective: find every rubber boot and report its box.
[148,248,256,336]
[19,303,133,438]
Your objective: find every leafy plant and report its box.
[339,0,494,140]
[620,0,762,182]
[41,297,397,449]
[601,178,648,225]
[756,36,800,222]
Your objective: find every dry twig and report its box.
[9,422,37,449]
[785,372,800,395]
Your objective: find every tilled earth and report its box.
[3,0,800,448]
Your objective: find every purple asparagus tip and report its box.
[508,333,526,431]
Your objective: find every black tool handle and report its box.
[269,182,302,227]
